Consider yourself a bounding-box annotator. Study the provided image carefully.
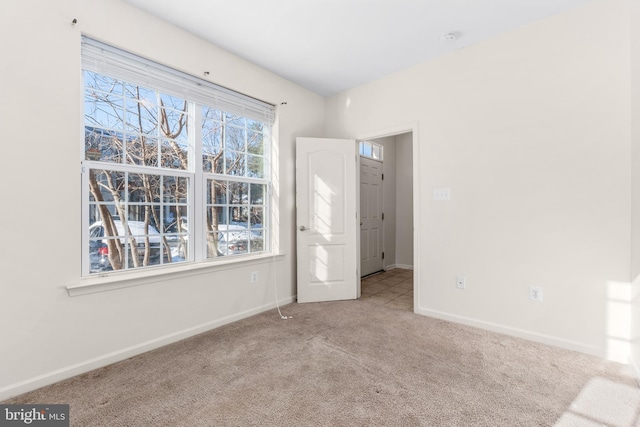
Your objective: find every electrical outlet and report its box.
[456,276,466,290]
[434,188,451,201]
[251,271,258,283]
[529,286,543,302]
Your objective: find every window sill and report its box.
[67,253,286,297]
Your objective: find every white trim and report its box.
[383,264,414,271]
[0,294,295,401]
[416,307,603,358]
[385,264,413,271]
[68,253,285,296]
[630,355,640,388]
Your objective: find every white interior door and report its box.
[296,137,358,303]
[360,156,383,276]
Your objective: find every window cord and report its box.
[267,180,290,321]
[272,254,291,320]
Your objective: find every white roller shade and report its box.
[81,36,275,124]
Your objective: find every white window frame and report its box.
[80,37,274,278]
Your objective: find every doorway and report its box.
[359,131,414,311]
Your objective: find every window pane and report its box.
[128,173,153,203]
[203,150,224,174]
[161,140,188,170]
[159,104,188,143]
[160,92,185,111]
[126,136,159,167]
[224,113,245,127]
[224,125,246,152]
[125,83,156,106]
[202,111,222,173]
[165,176,189,204]
[363,142,372,157]
[247,155,264,178]
[250,230,264,253]
[203,107,222,121]
[250,207,264,228]
[225,151,246,176]
[85,128,123,163]
[207,206,227,228]
[202,120,222,148]
[247,129,264,155]
[89,169,125,203]
[228,181,249,205]
[229,206,249,225]
[162,205,188,262]
[88,203,117,224]
[206,206,226,258]
[84,91,124,131]
[84,71,123,95]
[207,180,227,205]
[247,119,264,131]
[359,141,383,160]
[225,232,249,255]
[206,230,221,258]
[84,71,125,136]
[250,184,265,204]
[126,99,158,135]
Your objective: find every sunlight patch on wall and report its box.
[606,281,631,363]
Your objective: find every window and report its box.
[359,140,383,160]
[82,37,274,276]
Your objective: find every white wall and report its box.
[395,133,414,269]
[0,0,324,400]
[326,0,631,358]
[631,0,640,381]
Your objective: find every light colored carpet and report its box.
[5,300,639,426]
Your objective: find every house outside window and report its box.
[82,37,273,276]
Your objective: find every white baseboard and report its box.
[0,296,295,402]
[630,354,640,388]
[416,307,603,359]
[384,264,413,271]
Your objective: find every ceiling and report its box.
[123,0,593,96]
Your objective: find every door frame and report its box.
[356,123,420,312]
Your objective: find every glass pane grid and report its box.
[205,177,267,259]
[86,167,190,274]
[84,63,269,276]
[85,72,190,171]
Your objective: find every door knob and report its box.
[299,225,308,231]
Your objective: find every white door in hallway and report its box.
[360,156,383,276]
[296,137,359,303]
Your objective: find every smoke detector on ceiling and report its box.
[440,32,459,43]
